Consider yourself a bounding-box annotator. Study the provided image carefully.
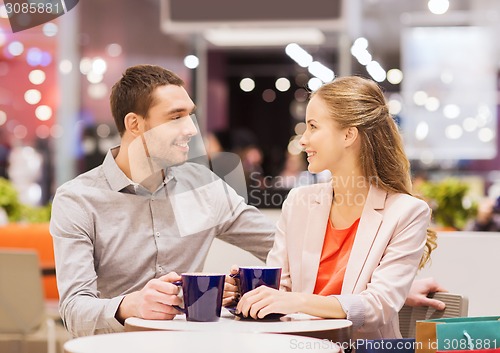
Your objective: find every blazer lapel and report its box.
[300,183,332,293]
[342,185,386,294]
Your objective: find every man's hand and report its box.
[405,277,447,310]
[116,272,183,324]
[476,198,495,225]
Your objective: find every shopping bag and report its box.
[416,320,439,353]
[436,316,500,351]
[416,316,500,353]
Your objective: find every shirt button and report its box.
[151,197,155,201]
[155,232,160,237]
[158,266,163,272]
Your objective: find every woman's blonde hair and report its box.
[312,76,436,268]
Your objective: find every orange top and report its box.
[313,218,360,296]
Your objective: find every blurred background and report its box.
[0,0,499,228]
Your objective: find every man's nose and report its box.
[184,115,198,136]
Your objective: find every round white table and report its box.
[64,330,342,353]
[125,308,352,348]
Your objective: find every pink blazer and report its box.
[267,182,431,339]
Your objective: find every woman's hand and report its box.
[223,265,239,307]
[236,285,302,319]
[405,277,447,310]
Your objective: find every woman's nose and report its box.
[298,133,307,147]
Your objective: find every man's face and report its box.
[128,85,198,182]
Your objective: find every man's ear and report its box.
[344,126,359,147]
[124,112,141,136]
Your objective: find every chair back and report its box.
[356,293,469,353]
[399,292,469,338]
[0,249,46,334]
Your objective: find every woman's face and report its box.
[299,95,348,174]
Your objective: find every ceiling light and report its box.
[366,61,386,82]
[204,28,325,47]
[286,43,313,68]
[428,0,449,15]
[308,61,335,83]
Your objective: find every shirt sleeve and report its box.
[215,182,276,262]
[50,186,125,337]
[333,294,365,329]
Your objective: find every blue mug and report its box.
[173,273,225,322]
[235,266,282,295]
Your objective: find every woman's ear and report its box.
[344,126,359,147]
[124,112,141,136]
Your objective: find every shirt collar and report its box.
[103,146,174,193]
[102,146,133,192]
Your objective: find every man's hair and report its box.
[110,65,184,136]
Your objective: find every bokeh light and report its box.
[13,125,28,139]
[24,89,42,105]
[0,110,6,126]
[35,105,52,121]
[36,125,51,139]
[106,43,122,57]
[184,55,199,69]
[88,83,108,99]
[43,22,58,37]
[275,77,291,92]
[240,78,255,92]
[8,41,24,56]
[262,89,276,103]
[59,60,73,74]
[29,70,46,85]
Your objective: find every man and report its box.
[50,65,274,337]
[465,197,500,232]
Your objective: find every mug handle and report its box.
[171,280,185,313]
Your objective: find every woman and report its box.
[234,76,435,339]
